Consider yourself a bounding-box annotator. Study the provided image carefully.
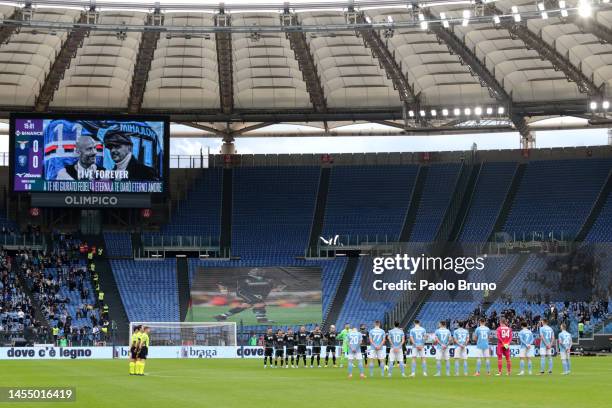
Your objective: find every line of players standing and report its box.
[263,325,338,368]
[262,323,398,369]
[262,318,574,378]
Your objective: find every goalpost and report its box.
[129,322,237,346]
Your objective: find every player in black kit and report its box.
[263,328,275,368]
[296,326,308,367]
[359,324,369,365]
[274,329,285,368]
[324,324,338,368]
[310,326,323,368]
[214,268,276,323]
[284,328,296,368]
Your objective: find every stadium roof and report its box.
[0,0,610,139]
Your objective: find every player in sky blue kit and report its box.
[434,321,452,376]
[473,318,491,376]
[387,322,406,377]
[368,320,386,377]
[558,323,572,375]
[453,321,469,376]
[518,321,534,375]
[409,320,427,377]
[539,319,555,374]
[347,327,365,379]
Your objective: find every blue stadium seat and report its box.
[503,159,612,239]
[231,166,320,258]
[459,162,517,242]
[111,259,179,322]
[149,168,223,239]
[409,163,461,242]
[104,232,133,257]
[322,165,418,241]
[585,190,612,242]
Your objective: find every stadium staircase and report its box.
[130,232,143,257]
[84,235,130,343]
[487,163,526,241]
[322,255,359,330]
[447,163,482,242]
[575,168,612,242]
[12,261,50,332]
[44,232,53,252]
[392,160,478,328]
[176,256,190,321]
[219,168,233,256]
[307,167,331,255]
[398,165,428,241]
[480,253,530,310]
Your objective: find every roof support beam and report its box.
[0,10,22,45]
[571,15,612,45]
[35,12,91,112]
[423,9,534,137]
[127,10,161,114]
[487,5,603,97]
[424,10,510,103]
[177,122,229,137]
[229,122,274,136]
[540,0,612,45]
[215,11,234,115]
[282,12,327,112]
[349,11,420,111]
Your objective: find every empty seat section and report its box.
[322,165,418,241]
[409,163,461,242]
[231,166,319,258]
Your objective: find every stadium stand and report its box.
[111,259,179,322]
[458,162,518,242]
[231,166,319,258]
[585,190,612,242]
[335,257,403,327]
[409,163,461,241]
[502,159,612,239]
[416,255,518,332]
[159,168,223,238]
[17,237,107,345]
[104,232,133,258]
[321,165,418,241]
[0,252,43,343]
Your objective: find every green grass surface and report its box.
[187,305,321,325]
[0,357,610,408]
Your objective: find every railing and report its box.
[308,233,397,257]
[142,234,219,248]
[136,234,225,258]
[0,233,45,248]
[491,231,573,243]
[169,155,209,169]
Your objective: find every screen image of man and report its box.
[55,135,105,180]
[104,127,157,181]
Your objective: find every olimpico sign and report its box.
[31,193,151,208]
[64,195,118,206]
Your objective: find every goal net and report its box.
[129,322,237,346]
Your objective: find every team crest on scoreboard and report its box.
[18,155,27,167]
[18,140,28,150]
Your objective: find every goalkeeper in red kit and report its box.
[496,318,513,376]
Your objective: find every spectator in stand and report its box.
[15,238,107,346]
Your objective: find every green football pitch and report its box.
[187,305,322,326]
[0,357,610,408]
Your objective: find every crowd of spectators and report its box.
[0,250,47,344]
[17,233,109,346]
[455,300,610,336]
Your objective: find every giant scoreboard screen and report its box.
[10,114,169,195]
